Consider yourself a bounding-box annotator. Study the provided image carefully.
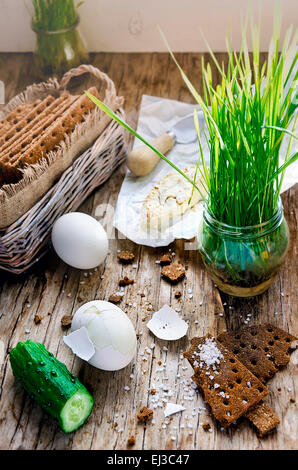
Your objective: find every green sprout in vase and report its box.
[30,0,88,74]
[86,16,297,228]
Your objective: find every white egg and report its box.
[51,212,108,269]
[67,300,137,371]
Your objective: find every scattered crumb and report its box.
[117,250,135,264]
[127,436,136,447]
[119,276,134,286]
[47,312,52,316]
[290,398,295,403]
[34,314,42,325]
[159,253,172,266]
[161,262,186,283]
[61,315,72,328]
[174,291,182,299]
[109,294,123,304]
[137,406,153,423]
[150,389,156,395]
[202,423,212,432]
[140,293,145,298]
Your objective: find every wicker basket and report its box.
[0,65,127,274]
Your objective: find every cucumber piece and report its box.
[10,340,94,433]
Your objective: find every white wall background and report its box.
[0,0,297,52]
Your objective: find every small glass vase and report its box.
[198,199,289,297]
[32,17,89,76]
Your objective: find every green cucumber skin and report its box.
[10,340,94,432]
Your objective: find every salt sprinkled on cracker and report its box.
[197,337,224,370]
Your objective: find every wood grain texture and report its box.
[0,53,297,450]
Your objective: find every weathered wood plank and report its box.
[0,52,296,450]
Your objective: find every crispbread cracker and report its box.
[0,87,99,185]
[245,401,280,437]
[217,324,297,383]
[7,95,78,164]
[0,95,65,154]
[0,102,40,133]
[184,335,268,427]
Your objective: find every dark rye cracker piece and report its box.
[117,250,135,263]
[184,335,268,427]
[161,262,185,283]
[217,324,297,384]
[245,401,280,437]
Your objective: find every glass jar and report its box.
[198,199,289,297]
[32,17,89,76]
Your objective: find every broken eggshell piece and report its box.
[147,304,188,340]
[64,300,137,371]
[164,402,186,417]
[63,327,95,361]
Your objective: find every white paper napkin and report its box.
[113,94,297,247]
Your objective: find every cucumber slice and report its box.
[60,389,94,433]
[10,340,94,433]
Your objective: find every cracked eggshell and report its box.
[51,212,108,269]
[147,304,188,340]
[63,327,95,361]
[164,403,186,417]
[71,300,137,371]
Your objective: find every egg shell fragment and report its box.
[63,327,95,361]
[164,403,186,417]
[71,300,137,371]
[147,304,188,340]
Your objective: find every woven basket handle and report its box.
[59,64,119,104]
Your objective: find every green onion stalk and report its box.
[30,0,88,75]
[85,16,298,295]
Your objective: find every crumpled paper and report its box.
[114,94,297,247]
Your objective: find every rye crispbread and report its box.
[217,324,297,384]
[245,401,280,437]
[0,102,40,134]
[0,95,67,156]
[0,87,99,185]
[184,335,268,427]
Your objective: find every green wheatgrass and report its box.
[85,18,297,228]
[31,0,81,31]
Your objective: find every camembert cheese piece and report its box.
[142,166,206,231]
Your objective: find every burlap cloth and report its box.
[0,64,123,229]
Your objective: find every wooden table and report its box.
[0,53,297,451]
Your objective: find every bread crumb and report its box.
[117,250,135,264]
[159,253,172,266]
[127,436,136,447]
[109,294,123,304]
[119,276,134,286]
[202,423,212,432]
[34,314,42,325]
[61,315,72,327]
[161,262,186,283]
[137,406,153,423]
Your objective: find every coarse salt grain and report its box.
[197,337,224,369]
